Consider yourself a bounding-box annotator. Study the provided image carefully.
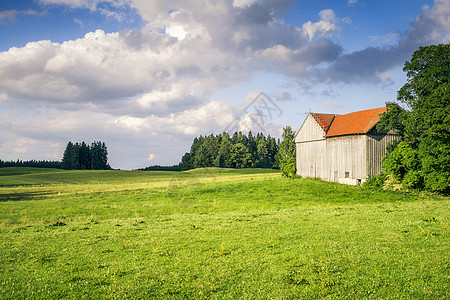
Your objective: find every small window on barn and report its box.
[345,172,349,178]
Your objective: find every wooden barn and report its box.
[295,107,400,185]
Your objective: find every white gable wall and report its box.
[295,114,326,143]
[295,114,328,179]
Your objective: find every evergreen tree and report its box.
[255,135,269,168]
[267,136,278,169]
[247,131,257,167]
[91,141,100,170]
[90,141,109,170]
[61,140,110,170]
[62,142,75,170]
[214,133,232,168]
[79,142,90,170]
[190,136,204,168]
[179,152,192,171]
[204,134,219,166]
[179,131,280,170]
[229,143,252,168]
[231,132,239,144]
[71,142,81,170]
[0,159,62,168]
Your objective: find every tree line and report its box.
[61,141,111,170]
[138,165,181,171]
[0,159,62,169]
[179,131,280,171]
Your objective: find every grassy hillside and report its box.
[0,168,448,299]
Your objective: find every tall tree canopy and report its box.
[275,126,296,178]
[379,44,449,193]
[61,141,111,170]
[179,132,278,170]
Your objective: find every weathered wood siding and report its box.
[297,134,368,182]
[295,114,400,184]
[326,135,367,181]
[296,140,327,178]
[295,114,326,143]
[295,114,327,178]
[366,132,400,177]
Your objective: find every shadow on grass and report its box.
[0,191,55,202]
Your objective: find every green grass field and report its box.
[0,167,448,299]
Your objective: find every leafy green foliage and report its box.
[362,172,387,189]
[276,126,296,177]
[418,123,450,192]
[378,44,450,194]
[377,102,408,137]
[382,142,420,180]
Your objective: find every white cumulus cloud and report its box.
[302,9,341,40]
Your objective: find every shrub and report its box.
[403,170,424,190]
[362,173,387,189]
[280,158,296,178]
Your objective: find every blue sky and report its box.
[0,0,448,169]
[0,0,143,51]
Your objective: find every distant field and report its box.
[0,167,448,299]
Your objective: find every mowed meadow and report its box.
[0,168,448,299]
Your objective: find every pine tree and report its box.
[62,142,74,170]
[230,143,252,168]
[179,152,192,171]
[267,136,278,169]
[214,133,232,168]
[179,131,280,170]
[247,131,257,167]
[61,140,110,170]
[255,135,269,168]
[79,142,90,170]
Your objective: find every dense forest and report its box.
[0,141,110,170]
[0,159,62,169]
[179,131,279,171]
[61,141,111,170]
[138,165,181,171]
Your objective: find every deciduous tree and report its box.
[379,44,449,193]
[276,126,296,177]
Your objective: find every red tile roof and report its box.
[310,113,336,132]
[324,107,387,138]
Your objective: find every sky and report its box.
[0,0,449,170]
